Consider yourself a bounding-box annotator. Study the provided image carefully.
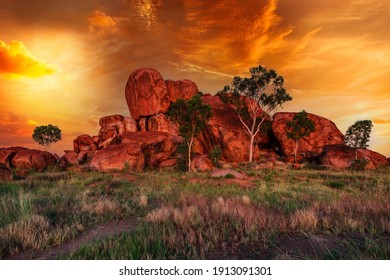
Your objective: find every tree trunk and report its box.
[294,141,299,163]
[249,134,254,162]
[188,141,192,172]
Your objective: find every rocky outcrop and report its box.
[0,147,26,169]
[59,151,78,168]
[11,149,57,176]
[148,114,179,136]
[73,134,97,154]
[319,144,387,169]
[166,79,199,103]
[90,132,180,172]
[125,68,170,120]
[196,95,271,162]
[272,112,344,158]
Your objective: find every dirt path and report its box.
[6,218,138,260]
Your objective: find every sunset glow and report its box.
[1,0,390,156]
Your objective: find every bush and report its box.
[351,159,369,171]
[326,181,345,190]
[208,145,222,168]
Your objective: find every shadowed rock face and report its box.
[11,149,57,177]
[0,147,26,169]
[196,95,271,163]
[272,112,345,157]
[125,68,170,120]
[319,144,387,169]
[0,163,12,181]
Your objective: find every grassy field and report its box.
[0,165,389,260]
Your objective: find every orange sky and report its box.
[1,0,390,156]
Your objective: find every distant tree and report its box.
[167,93,213,171]
[32,124,62,150]
[345,120,373,159]
[218,65,292,162]
[286,110,316,163]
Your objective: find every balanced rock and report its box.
[319,144,387,169]
[59,151,78,168]
[125,68,170,120]
[272,112,344,157]
[166,79,199,103]
[191,154,214,172]
[196,95,270,162]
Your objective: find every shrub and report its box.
[326,181,345,190]
[351,159,369,171]
[208,145,222,168]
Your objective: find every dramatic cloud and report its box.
[88,10,127,33]
[0,40,54,77]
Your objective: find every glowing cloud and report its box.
[88,10,126,33]
[373,119,390,125]
[0,40,54,77]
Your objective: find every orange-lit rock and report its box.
[197,95,270,162]
[11,149,56,176]
[148,113,179,136]
[319,144,387,169]
[272,112,344,157]
[90,132,180,172]
[125,68,170,120]
[166,79,199,103]
[59,151,78,168]
[123,116,138,132]
[0,147,26,169]
[73,134,97,154]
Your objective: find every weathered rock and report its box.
[166,79,199,103]
[319,144,387,169]
[139,118,147,132]
[73,134,97,154]
[99,114,124,127]
[90,132,180,172]
[89,143,144,172]
[125,68,170,120]
[197,95,270,162]
[0,163,12,181]
[0,147,26,169]
[272,112,344,157]
[210,169,246,179]
[59,151,78,168]
[159,158,177,168]
[191,155,214,172]
[11,149,57,176]
[123,116,138,132]
[148,114,179,136]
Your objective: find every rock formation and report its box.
[196,95,271,162]
[319,144,387,169]
[272,112,344,160]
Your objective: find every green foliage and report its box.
[167,93,213,171]
[351,158,370,171]
[345,120,373,149]
[326,181,345,190]
[32,124,61,150]
[286,110,315,141]
[208,145,222,168]
[218,65,292,162]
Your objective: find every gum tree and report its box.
[218,65,292,162]
[345,120,373,159]
[32,124,62,150]
[286,110,316,163]
[167,93,212,171]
